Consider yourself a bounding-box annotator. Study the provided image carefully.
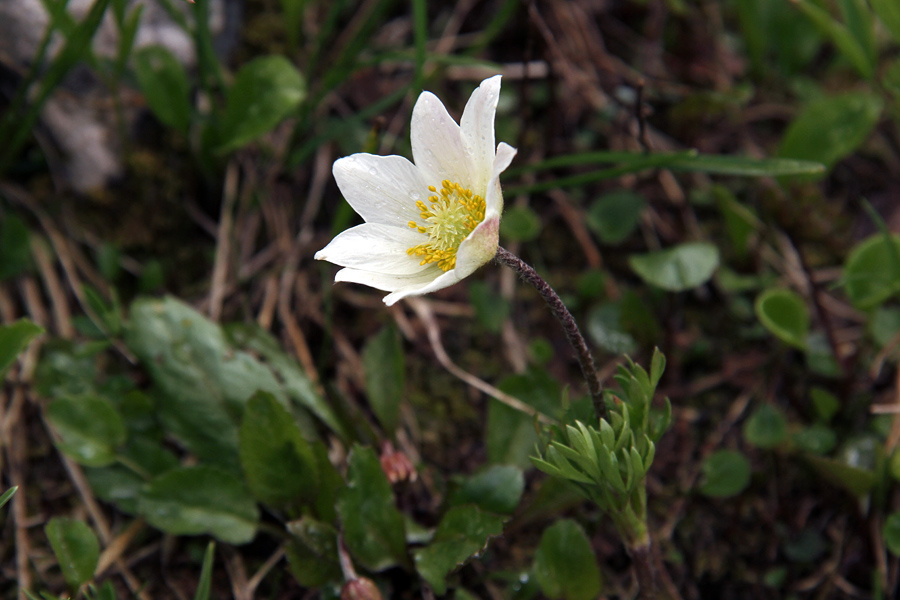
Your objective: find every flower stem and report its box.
[494,247,605,420]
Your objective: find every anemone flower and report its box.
[315,75,517,306]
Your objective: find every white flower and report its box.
[315,75,517,306]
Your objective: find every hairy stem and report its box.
[494,246,605,420]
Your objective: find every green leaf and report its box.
[628,242,720,292]
[587,302,637,355]
[533,519,602,600]
[85,465,145,514]
[778,92,882,173]
[754,288,810,349]
[487,370,560,468]
[791,0,874,79]
[217,56,306,153]
[239,391,318,507]
[792,424,836,455]
[337,445,409,571]
[125,297,289,472]
[743,404,788,449]
[45,518,100,589]
[413,505,506,595]
[804,454,876,496]
[500,205,542,242]
[193,542,215,600]
[871,0,900,44]
[586,190,645,245]
[449,465,524,515]
[0,486,17,510]
[469,281,511,334]
[869,306,900,348]
[713,186,761,258]
[885,513,900,557]
[226,324,347,440]
[810,387,840,423]
[670,154,827,176]
[133,46,192,133]
[362,325,405,434]
[285,517,342,587]
[843,234,900,309]
[46,395,127,467]
[699,450,751,497]
[0,319,43,378]
[137,466,260,544]
[0,214,33,280]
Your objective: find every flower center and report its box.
[407,180,486,272]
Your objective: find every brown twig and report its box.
[493,247,605,419]
[406,297,554,425]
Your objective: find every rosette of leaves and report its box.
[532,349,670,545]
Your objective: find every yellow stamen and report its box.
[406,180,486,271]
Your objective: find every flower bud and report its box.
[341,577,383,600]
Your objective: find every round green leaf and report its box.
[628,242,720,292]
[885,513,900,556]
[792,424,836,455]
[778,92,883,173]
[843,234,900,309]
[533,519,602,600]
[586,190,645,245]
[45,518,100,589]
[743,404,788,449]
[699,449,751,498]
[133,46,192,133]
[137,466,259,544]
[754,288,810,349]
[46,395,126,467]
[500,206,542,242]
[217,56,306,153]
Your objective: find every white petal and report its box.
[383,269,464,306]
[460,75,502,194]
[333,154,428,229]
[454,213,499,279]
[410,91,472,189]
[335,267,441,293]
[314,223,433,276]
[484,142,517,214]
